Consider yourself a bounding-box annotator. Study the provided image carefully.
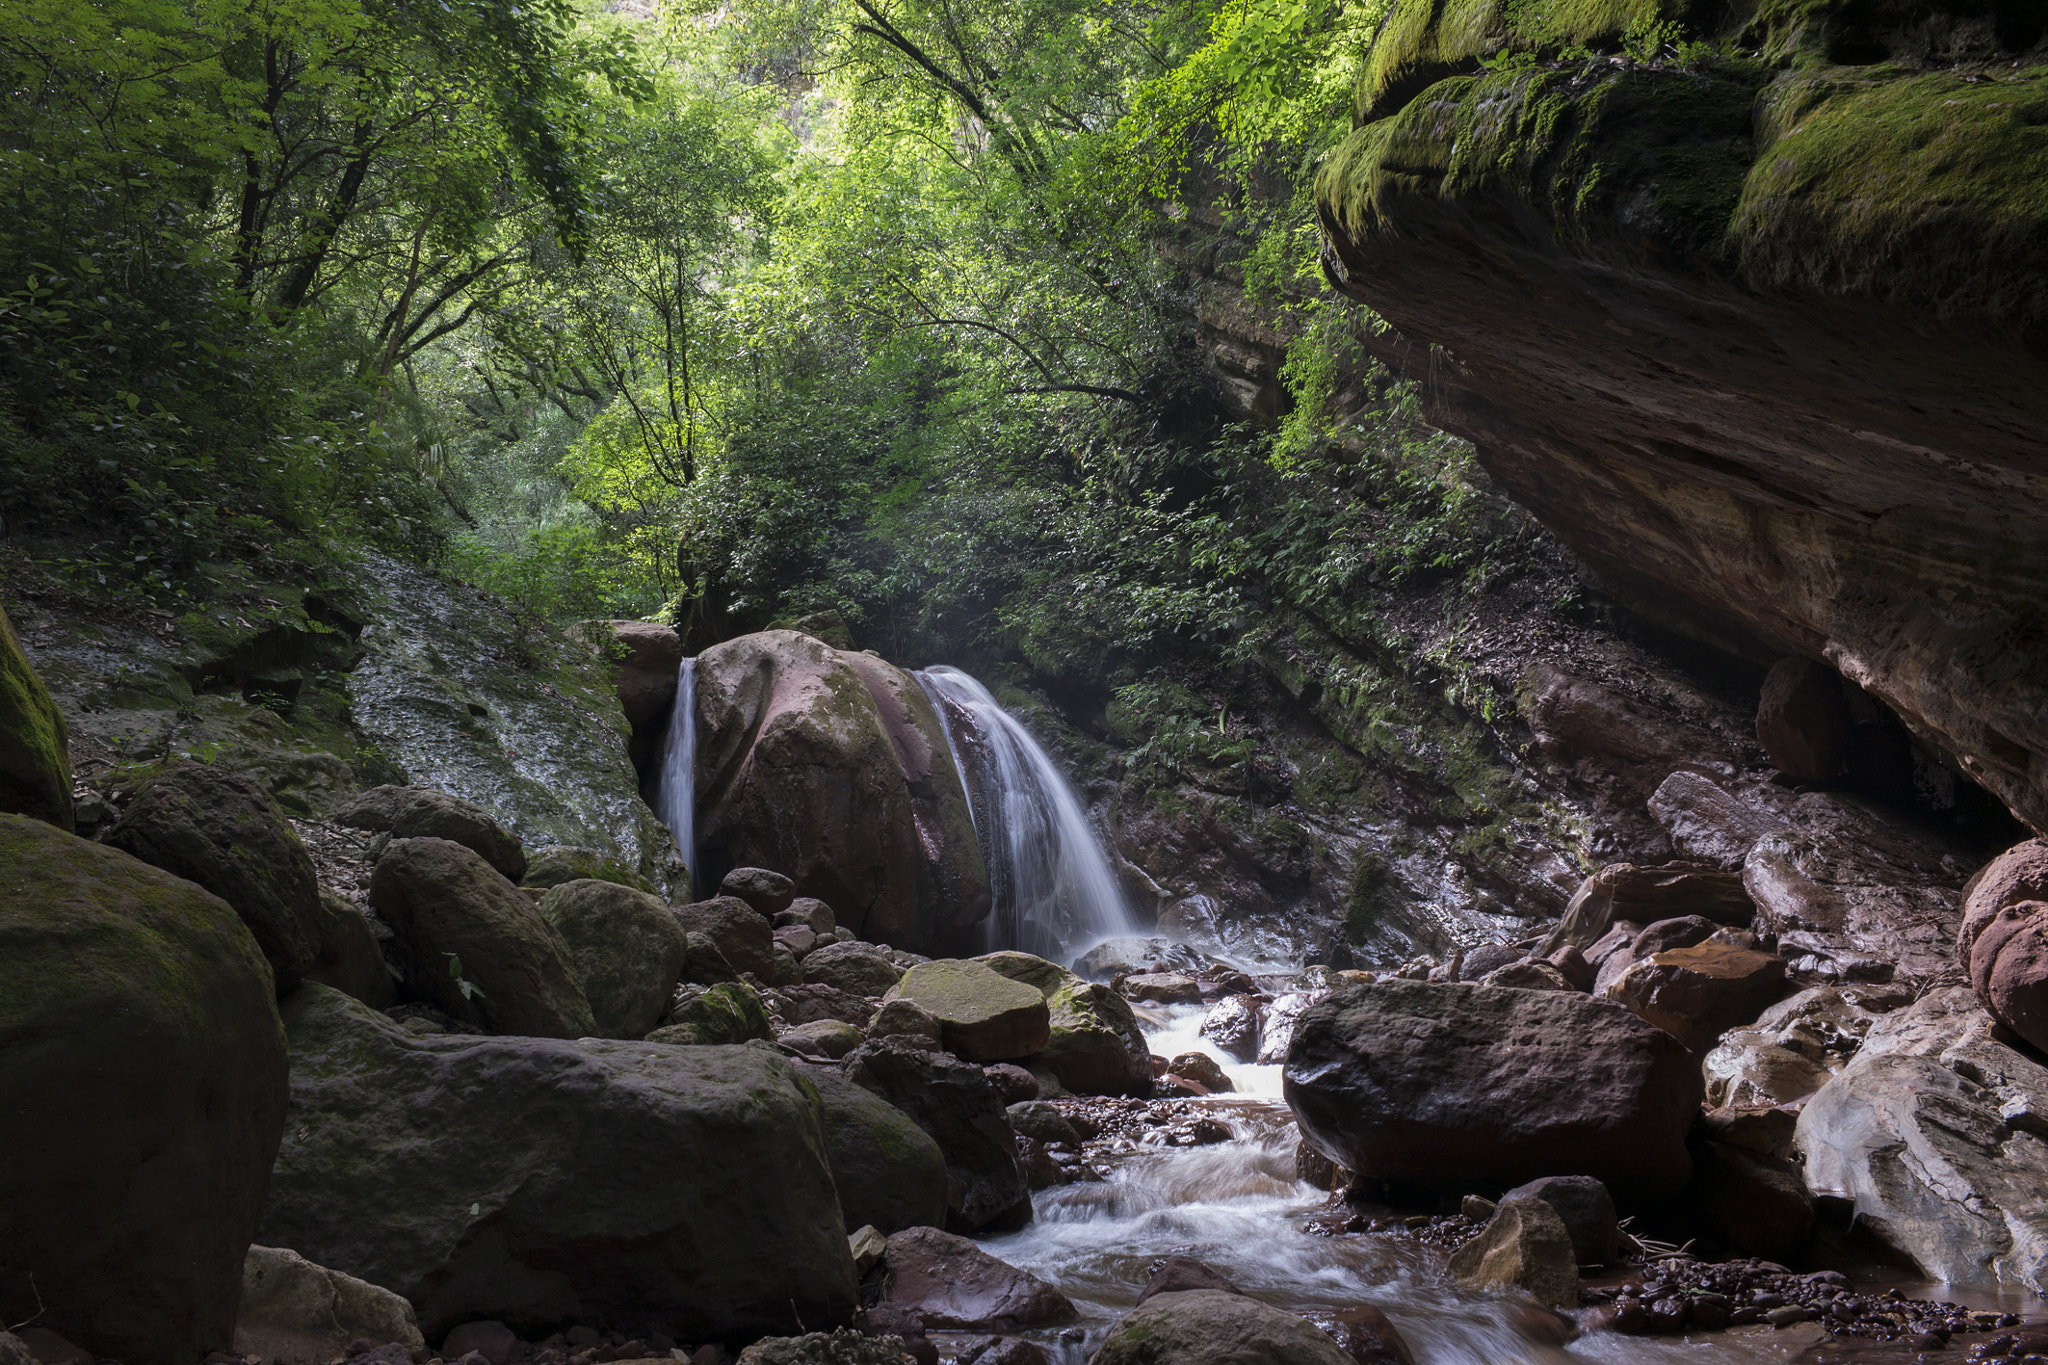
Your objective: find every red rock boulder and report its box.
[1957,840,2048,1051]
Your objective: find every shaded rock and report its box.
[0,814,287,1365]
[579,620,682,731]
[877,1228,1074,1332]
[652,982,771,1045]
[845,1038,1030,1233]
[779,899,837,935]
[868,997,943,1046]
[1701,1035,1834,1111]
[1689,1141,1815,1260]
[1459,943,1525,981]
[802,1068,948,1236]
[1071,937,1204,982]
[722,867,796,916]
[1283,981,1700,1200]
[0,602,72,829]
[1796,986,2048,1287]
[369,837,595,1039]
[1480,961,1574,992]
[1543,946,1593,990]
[888,961,1049,1062]
[675,896,778,982]
[440,1321,516,1365]
[1757,658,1852,785]
[1198,995,1262,1062]
[1005,1101,1079,1146]
[804,941,906,998]
[1136,1258,1237,1304]
[1698,1104,1800,1161]
[104,760,326,993]
[1166,1053,1233,1093]
[777,925,820,957]
[1305,1306,1415,1365]
[1255,990,1326,1066]
[259,984,856,1339]
[1957,839,2048,1052]
[306,890,397,1009]
[693,633,986,953]
[1632,915,1721,960]
[538,879,688,1039]
[1498,1176,1617,1267]
[1121,973,1201,1005]
[521,846,657,895]
[1647,773,1790,872]
[773,983,879,1030]
[1092,1291,1352,1365]
[735,1329,916,1365]
[1554,862,1753,950]
[780,1019,865,1059]
[982,1064,1038,1105]
[235,1246,424,1365]
[1608,943,1790,1052]
[1447,1197,1578,1309]
[336,786,527,882]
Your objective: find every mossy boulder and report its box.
[675,895,780,982]
[522,846,658,895]
[694,632,988,952]
[0,814,288,1365]
[801,1067,949,1235]
[1093,1291,1354,1365]
[887,960,1051,1062]
[979,952,1151,1096]
[104,761,326,993]
[802,940,905,997]
[258,985,857,1340]
[304,890,396,1009]
[337,785,528,882]
[368,837,596,1039]
[649,982,772,1045]
[0,602,72,829]
[538,879,689,1039]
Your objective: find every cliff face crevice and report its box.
[1313,0,2048,830]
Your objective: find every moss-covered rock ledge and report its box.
[1314,0,2048,832]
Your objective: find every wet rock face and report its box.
[694,632,987,952]
[0,814,288,1365]
[1315,0,2048,834]
[260,986,857,1341]
[1283,980,1701,1200]
[1093,1290,1354,1365]
[1446,1197,1577,1309]
[875,1227,1075,1333]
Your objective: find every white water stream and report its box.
[915,666,1140,961]
[651,657,698,898]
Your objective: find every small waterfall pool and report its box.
[915,666,1140,962]
[652,657,698,898]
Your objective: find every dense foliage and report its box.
[1,0,1527,721]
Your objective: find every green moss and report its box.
[0,603,72,828]
[1361,0,1680,118]
[1734,67,2048,320]
[1344,854,1392,944]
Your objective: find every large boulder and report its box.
[980,955,1150,1097]
[1283,981,1701,1200]
[0,814,288,1365]
[1795,986,2048,1288]
[368,837,597,1039]
[889,960,1050,1062]
[874,1227,1074,1332]
[803,940,907,997]
[1756,658,1853,785]
[1198,995,1262,1063]
[258,985,857,1339]
[693,632,987,953]
[1607,943,1790,1052]
[104,761,327,993]
[676,896,780,982]
[844,1038,1030,1233]
[305,891,398,1009]
[577,620,682,730]
[521,846,658,896]
[800,1068,948,1235]
[1700,983,1900,1109]
[1446,1198,1578,1309]
[650,982,771,1045]
[537,879,688,1039]
[1092,1291,1353,1365]
[233,1246,424,1364]
[336,786,527,883]
[0,603,72,829]
[1551,862,1753,951]
[1498,1176,1618,1267]
[1957,840,2048,1051]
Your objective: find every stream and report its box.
[974,1002,2006,1365]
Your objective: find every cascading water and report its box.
[914,665,1139,962]
[652,657,698,899]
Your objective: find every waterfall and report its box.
[653,657,698,898]
[915,665,1138,962]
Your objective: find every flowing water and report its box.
[915,666,1139,961]
[981,1007,1833,1365]
[652,657,698,898]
